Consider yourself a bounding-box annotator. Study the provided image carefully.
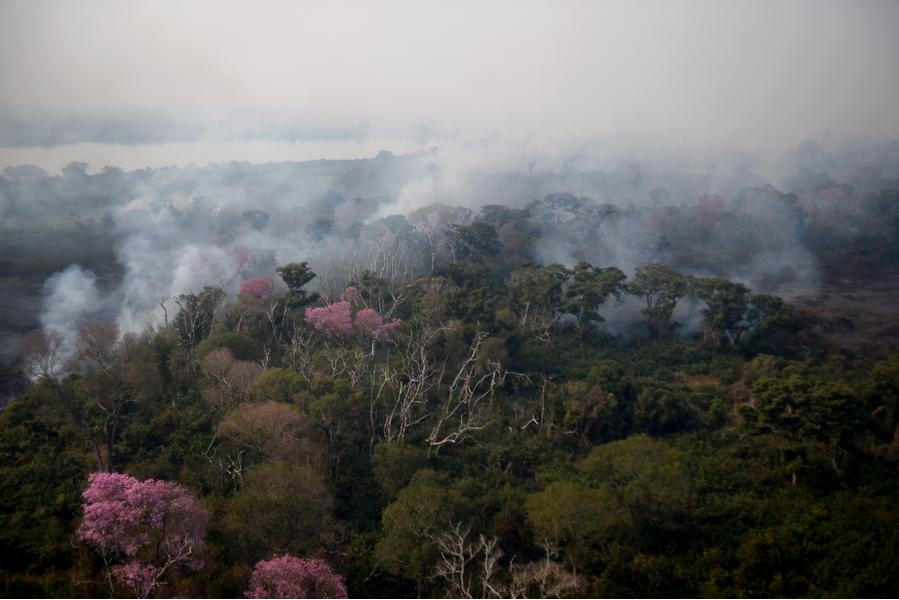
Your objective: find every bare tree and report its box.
[285,321,316,376]
[507,544,581,599]
[430,523,501,598]
[314,342,371,385]
[427,332,506,454]
[378,324,447,443]
[16,328,65,381]
[409,204,472,273]
[203,435,246,490]
[430,523,580,599]
[344,221,422,289]
[168,286,226,366]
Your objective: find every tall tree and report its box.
[628,263,687,337]
[562,261,627,326]
[272,262,321,350]
[445,222,502,264]
[276,262,320,310]
[692,276,751,346]
[171,287,226,365]
[507,262,571,339]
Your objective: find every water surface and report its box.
[0,137,424,173]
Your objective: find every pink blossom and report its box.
[305,301,354,336]
[76,472,208,597]
[305,297,400,341]
[378,319,401,340]
[245,555,347,599]
[354,307,401,341]
[240,276,274,299]
[113,563,160,599]
[353,308,382,337]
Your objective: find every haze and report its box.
[2,0,899,154]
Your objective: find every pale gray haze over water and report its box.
[2,0,898,169]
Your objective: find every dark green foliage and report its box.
[276,261,320,309]
[249,367,305,404]
[0,385,88,597]
[375,470,474,590]
[741,293,802,356]
[692,276,751,346]
[633,382,703,435]
[3,248,899,599]
[445,222,502,263]
[219,462,334,564]
[746,362,864,448]
[196,331,263,362]
[563,261,627,326]
[506,262,570,334]
[628,262,689,337]
[862,354,899,461]
[372,442,428,501]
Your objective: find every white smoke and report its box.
[40,264,100,359]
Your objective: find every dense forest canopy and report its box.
[1,138,899,597]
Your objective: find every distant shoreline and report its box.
[0,138,424,174]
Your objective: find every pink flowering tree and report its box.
[354,307,401,341]
[305,301,354,337]
[245,555,348,599]
[305,287,401,344]
[240,276,274,300]
[76,472,209,598]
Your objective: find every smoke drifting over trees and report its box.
[1,138,897,375]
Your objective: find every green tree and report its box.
[445,222,502,263]
[580,435,693,540]
[506,262,570,337]
[745,363,864,482]
[221,461,334,564]
[740,293,800,356]
[691,277,751,347]
[272,261,321,355]
[0,385,87,586]
[525,480,630,568]
[249,368,306,404]
[276,262,320,310]
[863,354,899,460]
[561,381,629,448]
[374,470,472,595]
[562,261,626,327]
[628,263,687,337]
[372,442,428,502]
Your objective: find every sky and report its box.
[2,0,899,152]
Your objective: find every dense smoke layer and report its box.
[0,137,895,361]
